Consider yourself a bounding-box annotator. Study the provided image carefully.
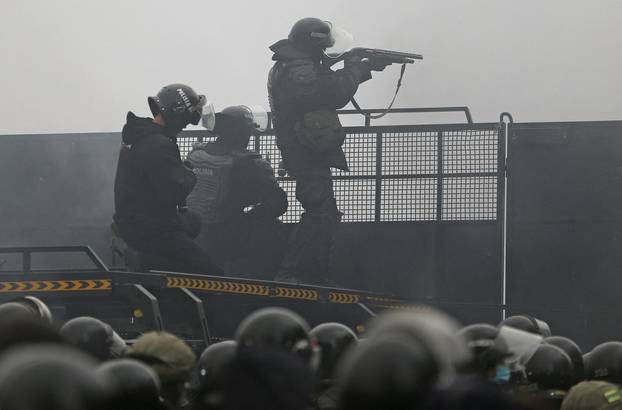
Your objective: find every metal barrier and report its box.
[177,115,503,224]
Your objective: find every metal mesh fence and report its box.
[177,124,501,223]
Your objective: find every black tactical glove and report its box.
[344,55,373,83]
[363,57,391,72]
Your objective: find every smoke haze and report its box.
[1,0,621,134]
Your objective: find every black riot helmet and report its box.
[0,344,107,410]
[96,359,163,410]
[499,315,552,337]
[309,322,358,387]
[0,301,38,321]
[585,341,622,384]
[544,336,585,384]
[12,296,53,324]
[148,83,207,131]
[60,316,127,362]
[214,105,267,147]
[198,340,237,389]
[288,18,334,53]
[337,335,439,410]
[365,308,471,385]
[457,323,512,374]
[235,307,315,364]
[195,341,237,410]
[0,314,63,356]
[525,344,574,391]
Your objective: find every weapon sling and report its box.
[350,63,407,120]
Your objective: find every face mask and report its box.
[492,364,511,384]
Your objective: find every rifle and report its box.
[323,48,424,120]
[323,47,423,67]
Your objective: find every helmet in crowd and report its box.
[220,348,313,410]
[288,18,334,52]
[198,340,237,389]
[194,340,237,410]
[148,83,207,131]
[309,322,358,387]
[0,313,62,355]
[545,336,585,384]
[499,315,552,337]
[365,308,470,384]
[127,331,196,383]
[525,344,574,391]
[12,296,53,324]
[561,381,622,410]
[96,358,162,410]
[0,344,107,410]
[457,323,512,374]
[60,316,127,362]
[0,296,52,324]
[0,301,38,321]
[585,342,622,384]
[127,331,197,409]
[235,307,315,364]
[337,335,438,410]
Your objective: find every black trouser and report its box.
[278,166,341,283]
[198,217,286,279]
[118,215,223,275]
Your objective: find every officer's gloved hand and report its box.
[344,55,373,83]
[344,54,364,68]
[363,57,391,72]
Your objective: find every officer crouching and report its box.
[113,84,223,275]
[186,106,288,277]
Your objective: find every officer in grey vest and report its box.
[186,106,288,277]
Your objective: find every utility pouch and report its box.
[297,110,346,152]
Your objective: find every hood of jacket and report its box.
[121,112,177,145]
[270,39,317,61]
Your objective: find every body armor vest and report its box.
[186,148,235,224]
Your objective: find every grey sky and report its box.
[1,0,621,134]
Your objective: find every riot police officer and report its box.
[60,316,127,362]
[113,84,222,274]
[268,18,389,284]
[186,105,287,276]
[310,323,358,410]
[96,359,164,410]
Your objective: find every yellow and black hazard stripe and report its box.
[365,296,404,304]
[328,292,361,304]
[167,277,270,296]
[371,303,428,311]
[275,287,319,301]
[0,279,112,293]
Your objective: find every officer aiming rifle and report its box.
[322,25,423,118]
[268,18,422,285]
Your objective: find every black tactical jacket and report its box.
[186,142,288,223]
[113,112,196,236]
[267,39,371,172]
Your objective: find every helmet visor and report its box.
[201,101,216,131]
[324,22,354,58]
[498,326,543,367]
[187,94,207,125]
[243,105,269,132]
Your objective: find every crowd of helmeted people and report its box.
[1,296,622,410]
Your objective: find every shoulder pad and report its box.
[286,60,318,85]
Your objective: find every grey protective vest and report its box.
[185,148,235,224]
